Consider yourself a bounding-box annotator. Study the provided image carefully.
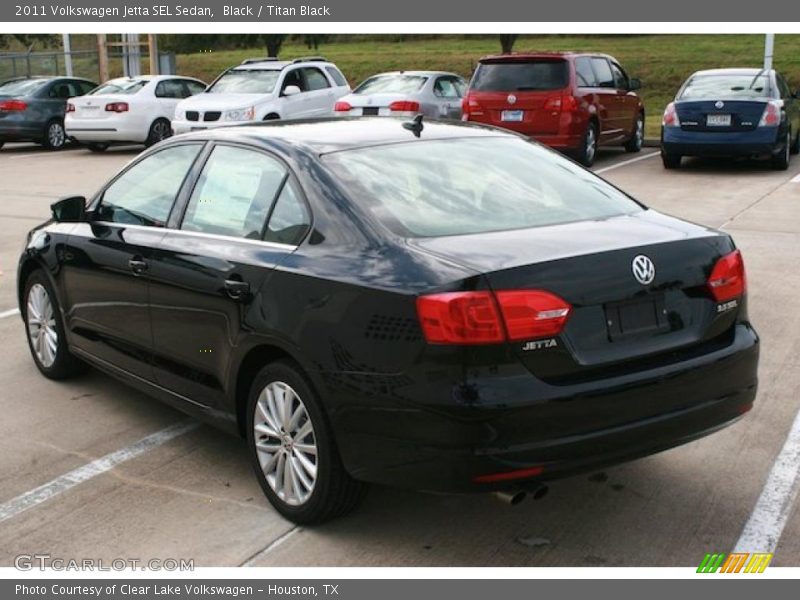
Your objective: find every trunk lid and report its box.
[676,99,768,132]
[70,95,125,120]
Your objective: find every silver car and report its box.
[334,71,467,120]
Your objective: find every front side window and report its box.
[281,69,306,94]
[323,137,642,238]
[181,146,288,239]
[610,62,629,90]
[97,145,201,227]
[303,68,330,91]
[591,58,615,88]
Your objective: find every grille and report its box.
[186,111,199,122]
[203,111,221,122]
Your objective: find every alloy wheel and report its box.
[48,122,65,148]
[253,381,318,506]
[27,283,58,368]
[585,126,597,163]
[152,120,171,142]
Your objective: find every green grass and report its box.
[170,35,800,138]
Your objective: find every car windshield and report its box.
[354,74,428,95]
[679,73,775,100]
[90,79,147,95]
[323,137,642,238]
[0,78,48,95]
[472,61,569,91]
[207,70,280,94]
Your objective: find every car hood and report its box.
[177,93,274,111]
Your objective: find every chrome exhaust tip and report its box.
[493,489,527,506]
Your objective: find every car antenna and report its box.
[403,114,424,138]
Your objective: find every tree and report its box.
[499,35,519,54]
[301,34,330,51]
[261,34,287,58]
[0,34,59,50]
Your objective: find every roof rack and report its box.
[240,57,281,65]
[291,56,328,64]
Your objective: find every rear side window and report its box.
[181,146,288,239]
[155,79,186,98]
[264,184,311,245]
[185,80,207,96]
[98,145,201,227]
[325,66,348,87]
[590,58,615,88]
[303,68,330,91]
[471,61,569,92]
[324,137,641,238]
[434,77,461,98]
[575,57,597,87]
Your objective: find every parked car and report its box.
[171,57,350,134]
[462,52,644,166]
[661,68,800,170]
[65,75,207,152]
[0,76,96,151]
[18,118,757,523]
[333,71,467,119]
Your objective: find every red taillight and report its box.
[707,250,746,302]
[758,101,781,127]
[416,292,504,345]
[544,95,579,112]
[66,102,75,113]
[389,100,420,113]
[662,102,680,127]
[472,465,545,484]
[495,290,572,341]
[334,101,352,112]
[0,99,28,112]
[105,102,129,113]
[416,289,572,345]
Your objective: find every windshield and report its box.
[90,78,147,95]
[323,137,642,238]
[0,79,48,96]
[207,70,280,94]
[354,74,428,95]
[472,61,569,92]
[679,73,775,100]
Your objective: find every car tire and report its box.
[790,128,800,155]
[42,119,67,151]
[264,114,280,121]
[246,360,367,524]
[662,151,682,169]
[772,131,791,171]
[624,114,644,153]
[576,121,598,167]
[0,141,4,151]
[22,270,87,380]
[87,143,110,153]
[145,118,172,147]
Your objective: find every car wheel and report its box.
[790,128,800,155]
[247,360,367,524]
[772,131,791,171]
[662,151,682,169]
[624,114,644,153]
[145,118,172,147]
[87,143,110,153]
[22,271,87,380]
[264,114,280,121]
[0,141,4,151]
[577,121,598,167]
[42,120,66,150]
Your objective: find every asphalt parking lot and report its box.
[0,141,798,568]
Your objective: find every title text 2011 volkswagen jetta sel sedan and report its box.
[17,118,758,523]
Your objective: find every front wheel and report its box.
[42,120,67,150]
[576,121,598,167]
[624,114,644,153]
[247,361,367,524]
[145,118,172,147]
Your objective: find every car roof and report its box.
[172,117,518,154]
[231,58,336,71]
[362,70,462,78]
[478,51,616,63]
[690,68,774,77]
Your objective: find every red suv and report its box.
[462,52,644,166]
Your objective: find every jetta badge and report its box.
[632,255,655,285]
[715,100,725,109]
[507,94,517,105]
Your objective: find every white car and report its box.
[65,75,207,152]
[172,57,350,134]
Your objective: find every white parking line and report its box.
[241,526,302,567]
[594,151,660,175]
[791,173,800,183]
[0,308,20,319]
[0,420,199,524]
[733,407,800,553]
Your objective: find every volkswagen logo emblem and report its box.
[632,255,656,285]
[507,94,517,105]
[715,100,725,109]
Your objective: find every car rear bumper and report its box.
[662,126,783,157]
[0,119,44,142]
[65,117,145,144]
[328,322,759,492]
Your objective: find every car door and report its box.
[147,143,310,408]
[154,79,187,119]
[589,57,623,141]
[278,67,311,119]
[61,143,204,380]
[609,60,637,138]
[432,76,465,120]
[301,67,336,116]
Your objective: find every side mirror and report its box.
[282,85,301,97]
[629,78,642,91]
[51,196,87,222]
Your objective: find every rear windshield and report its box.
[472,61,569,92]
[679,73,775,100]
[0,78,48,95]
[323,137,642,238]
[90,79,147,95]
[207,69,280,94]
[354,74,428,95]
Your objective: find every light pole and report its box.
[62,33,73,76]
[764,33,774,70]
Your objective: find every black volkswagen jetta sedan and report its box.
[17,118,759,523]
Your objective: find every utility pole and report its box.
[148,34,159,75]
[62,33,73,76]
[764,33,774,70]
[96,34,109,82]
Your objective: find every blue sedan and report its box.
[661,68,800,170]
